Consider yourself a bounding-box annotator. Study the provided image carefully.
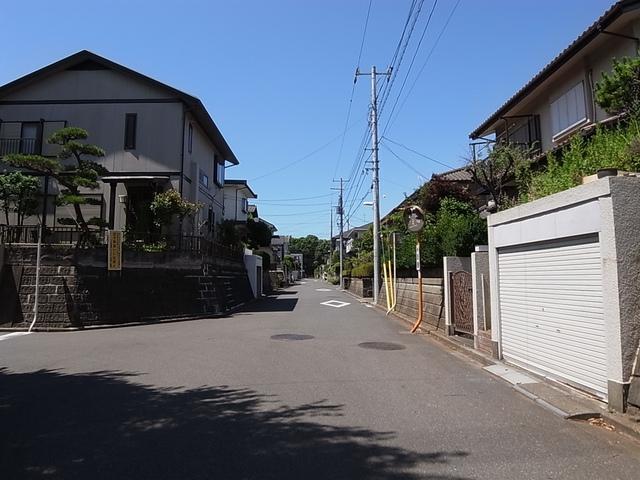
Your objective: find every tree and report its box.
[417,177,471,213]
[149,189,201,234]
[246,219,273,249]
[595,55,640,118]
[289,235,330,274]
[0,172,40,225]
[467,143,530,210]
[3,127,107,242]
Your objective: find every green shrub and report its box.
[523,122,640,201]
[351,262,374,278]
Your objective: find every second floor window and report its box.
[188,123,193,154]
[124,113,137,149]
[241,197,248,213]
[214,156,225,187]
[551,81,587,139]
[199,170,209,188]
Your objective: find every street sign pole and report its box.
[404,205,425,333]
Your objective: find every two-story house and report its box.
[222,179,257,224]
[470,0,640,160]
[0,50,239,238]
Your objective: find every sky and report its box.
[0,0,617,239]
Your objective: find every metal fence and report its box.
[0,225,245,262]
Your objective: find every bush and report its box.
[351,262,374,278]
[522,122,640,202]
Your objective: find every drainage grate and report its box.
[358,342,406,351]
[271,334,315,341]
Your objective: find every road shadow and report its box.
[239,291,299,313]
[0,368,470,480]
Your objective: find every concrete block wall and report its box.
[344,277,372,298]
[378,277,445,332]
[0,246,253,329]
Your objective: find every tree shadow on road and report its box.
[0,368,470,480]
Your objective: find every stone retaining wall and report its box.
[0,245,252,329]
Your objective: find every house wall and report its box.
[183,112,225,236]
[222,186,249,223]
[487,176,640,411]
[0,67,235,235]
[471,249,490,349]
[493,18,640,153]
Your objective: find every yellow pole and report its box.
[388,260,395,310]
[383,260,392,312]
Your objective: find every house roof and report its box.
[432,166,473,182]
[469,0,640,139]
[224,179,257,198]
[0,50,239,165]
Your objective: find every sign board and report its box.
[404,205,425,232]
[107,230,123,271]
[415,242,421,272]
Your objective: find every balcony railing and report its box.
[0,137,40,156]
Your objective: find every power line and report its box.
[381,0,439,136]
[380,142,428,179]
[381,136,454,169]
[386,0,462,133]
[333,0,374,180]
[253,201,332,207]
[250,118,363,182]
[262,208,330,217]
[255,193,334,202]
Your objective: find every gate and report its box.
[450,271,473,335]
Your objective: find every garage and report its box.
[497,235,608,397]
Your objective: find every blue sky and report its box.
[0,0,616,238]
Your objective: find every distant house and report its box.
[470,0,640,159]
[223,179,257,224]
[0,50,239,238]
[332,223,371,253]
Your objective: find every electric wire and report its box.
[385,0,462,133]
[381,0,439,136]
[382,136,454,169]
[333,0,373,180]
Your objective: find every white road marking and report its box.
[320,300,350,308]
[0,332,31,342]
[315,288,332,292]
[300,281,307,284]
[363,304,374,308]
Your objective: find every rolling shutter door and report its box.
[498,236,607,397]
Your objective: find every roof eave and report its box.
[469,0,640,139]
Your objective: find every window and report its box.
[241,197,248,213]
[188,123,193,154]
[124,113,137,149]
[550,81,587,138]
[20,122,41,154]
[199,169,209,188]
[214,155,225,187]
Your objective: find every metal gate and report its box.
[451,271,473,335]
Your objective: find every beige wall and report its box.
[494,16,640,153]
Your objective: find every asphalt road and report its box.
[1,280,639,479]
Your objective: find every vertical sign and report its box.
[107,230,123,271]
[415,242,421,272]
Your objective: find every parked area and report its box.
[2,282,640,479]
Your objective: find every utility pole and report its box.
[332,178,346,289]
[356,65,391,304]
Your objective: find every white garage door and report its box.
[498,235,607,397]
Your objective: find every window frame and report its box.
[550,81,588,141]
[199,169,209,189]
[214,155,225,187]
[124,113,137,150]
[188,123,193,154]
